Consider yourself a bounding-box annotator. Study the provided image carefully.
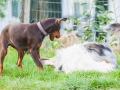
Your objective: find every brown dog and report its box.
[0,18,67,75]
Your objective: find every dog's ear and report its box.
[30,20,36,23]
[56,18,67,24]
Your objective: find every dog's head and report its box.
[41,18,67,41]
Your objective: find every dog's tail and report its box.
[110,23,120,37]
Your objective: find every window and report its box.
[12,0,21,18]
[48,0,61,18]
[74,2,80,17]
[30,0,61,21]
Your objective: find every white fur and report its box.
[42,42,117,74]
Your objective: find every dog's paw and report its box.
[37,66,44,71]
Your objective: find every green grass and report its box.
[0,42,120,90]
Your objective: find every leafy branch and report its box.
[0,0,7,18]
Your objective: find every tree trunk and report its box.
[19,0,25,22]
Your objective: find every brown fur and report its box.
[0,18,67,75]
[110,23,120,51]
[110,23,120,37]
[59,31,79,48]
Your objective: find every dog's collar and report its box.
[37,22,48,36]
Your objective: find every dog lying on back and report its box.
[0,18,67,75]
[41,42,117,73]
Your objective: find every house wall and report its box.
[107,0,120,43]
[108,0,120,23]
[1,0,120,35]
[61,0,95,33]
[0,0,21,32]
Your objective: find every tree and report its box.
[20,0,25,22]
[0,0,7,18]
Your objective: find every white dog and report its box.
[41,42,118,73]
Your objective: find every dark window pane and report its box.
[12,1,18,18]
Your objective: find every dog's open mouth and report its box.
[50,37,54,41]
[56,35,60,38]
[50,34,60,41]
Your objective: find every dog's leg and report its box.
[0,49,7,75]
[16,49,24,68]
[0,39,8,75]
[37,50,40,59]
[29,49,43,70]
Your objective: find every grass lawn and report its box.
[0,40,120,90]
